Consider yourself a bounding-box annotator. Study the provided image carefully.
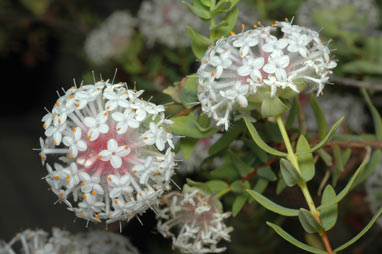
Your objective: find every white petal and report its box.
[263,63,276,74]
[74,128,82,140]
[252,57,265,69]
[110,155,122,169]
[79,172,91,182]
[117,147,130,157]
[109,188,121,199]
[83,117,96,128]
[98,124,109,134]
[276,39,288,49]
[261,43,273,52]
[120,175,130,185]
[116,122,128,134]
[107,139,119,152]
[77,140,87,151]
[275,68,287,80]
[156,139,165,151]
[63,136,73,146]
[111,112,125,122]
[107,175,119,187]
[279,55,290,68]
[98,150,112,160]
[87,129,99,141]
[237,65,251,76]
[128,119,139,128]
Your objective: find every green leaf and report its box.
[308,117,344,153]
[180,138,198,159]
[298,208,324,234]
[209,120,242,155]
[198,113,210,129]
[211,0,231,14]
[231,180,250,194]
[244,117,287,157]
[318,148,371,210]
[186,26,210,60]
[266,222,327,254]
[309,94,328,139]
[258,167,277,182]
[210,157,240,180]
[232,195,247,217]
[305,234,325,251]
[353,149,382,188]
[195,0,210,7]
[246,137,269,163]
[228,150,253,177]
[253,178,269,194]
[180,75,198,108]
[246,189,299,216]
[361,88,382,140]
[214,7,239,38]
[280,159,303,187]
[296,135,315,182]
[205,180,229,194]
[261,96,290,118]
[334,207,382,252]
[163,86,181,103]
[186,178,211,193]
[332,145,343,187]
[170,112,218,138]
[276,171,288,194]
[317,149,333,167]
[320,185,338,231]
[182,1,211,19]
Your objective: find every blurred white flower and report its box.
[37,79,175,224]
[366,161,382,227]
[157,188,233,254]
[84,11,137,65]
[138,0,203,48]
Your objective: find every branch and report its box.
[330,75,382,91]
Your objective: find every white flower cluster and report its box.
[197,20,337,129]
[157,188,233,254]
[304,92,368,133]
[366,163,382,227]
[84,11,137,65]
[138,0,203,48]
[38,80,176,224]
[297,0,380,30]
[0,228,139,254]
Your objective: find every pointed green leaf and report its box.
[334,207,382,252]
[280,159,303,187]
[231,179,250,194]
[276,171,288,194]
[180,137,198,159]
[309,94,328,139]
[253,178,269,194]
[186,26,210,60]
[246,189,299,216]
[296,135,315,182]
[285,98,298,129]
[258,167,277,182]
[195,0,210,7]
[214,7,238,38]
[232,195,247,217]
[266,222,327,254]
[308,117,344,153]
[317,149,333,166]
[182,1,211,19]
[211,0,231,14]
[205,180,229,194]
[228,150,253,177]
[298,208,324,234]
[244,117,287,157]
[318,147,371,210]
[209,120,242,155]
[170,112,218,138]
[320,185,338,231]
[261,96,290,118]
[180,75,198,108]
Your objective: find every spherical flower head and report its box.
[84,11,137,65]
[297,0,380,32]
[157,186,233,254]
[138,0,203,48]
[0,227,139,254]
[38,80,176,224]
[366,163,382,227]
[197,20,337,130]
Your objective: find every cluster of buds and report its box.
[157,186,233,253]
[197,19,337,129]
[0,228,139,254]
[38,80,175,224]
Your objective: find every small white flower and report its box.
[111,110,139,134]
[237,56,265,82]
[84,111,110,141]
[232,32,259,56]
[62,163,80,189]
[63,128,87,158]
[79,172,104,195]
[132,156,155,184]
[143,122,166,151]
[78,194,105,213]
[263,54,290,81]
[104,88,130,111]
[107,174,133,198]
[44,120,66,146]
[287,34,312,57]
[98,139,131,169]
[262,36,288,56]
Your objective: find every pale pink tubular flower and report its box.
[37,79,175,224]
[197,19,337,130]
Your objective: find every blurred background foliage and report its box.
[0,0,382,253]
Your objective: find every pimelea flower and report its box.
[138,0,203,48]
[37,79,175,224]
[304,92,368,134]
[297,0,380,31]
[84,11,137,65]
[366,163,382,227]
[157,187,233,254]
[0,227,139,254]
[197,20,337,129]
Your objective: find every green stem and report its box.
[209,0,217,45]
[276,115,334,254]
[214,186,232,199]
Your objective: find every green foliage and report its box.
[180,137,198,159]
[296,135,315,182]
[213,7,239,38]
[320,185,338,231]
[266,222,327,254]
[246,189,299,217]
[180,75,199,108]
[298,208,324,234]
[228,150,253,177]
[260,96,290,118]
[309,94,328,139]
[209,120,242,155]
[232,195,248,217]
[308,117,344,153]
[186,26,210,60]
[186,178,228,194]
[170,112,218,138]
[182,1,211,19]
[280,159,302,187]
